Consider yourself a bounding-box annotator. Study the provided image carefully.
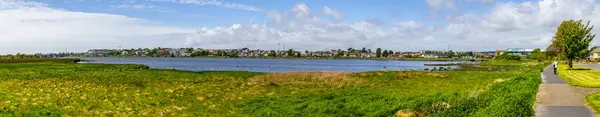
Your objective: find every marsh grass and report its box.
[0,58,80,63]
[0,59,547,116]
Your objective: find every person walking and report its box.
[553,61,558,75]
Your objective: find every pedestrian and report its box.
[553,61,558,75]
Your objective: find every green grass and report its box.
[478,60,540,67]
[0,58,80,63]
[587,93,600,114]
[0,59,547,116]
[557,64,600,88]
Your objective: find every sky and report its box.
[1,0,600,54]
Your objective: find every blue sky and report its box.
[2,0,600,54]
[36,0,442,28]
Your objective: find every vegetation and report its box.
[556,64,600,88]
[0,58,81,63]
[586,93,600,114]
[494,53,522,61]
[526,48,547,61]
[0,59,546,116]
[552,20,596,68]
[376,48,382,58]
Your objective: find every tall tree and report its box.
[531,48,541,54]
[382,50,388,57]
[288,49,294,56]
[558,20,596,68]
[376,48,382,58]
[361,47,367,53]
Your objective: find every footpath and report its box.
[535,64,598,117]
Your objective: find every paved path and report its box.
[580,64,600,70]
[535,64,597,117]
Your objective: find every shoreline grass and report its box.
[0,59,546,116]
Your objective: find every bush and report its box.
[495,53,521,60]
[134,65,150,70]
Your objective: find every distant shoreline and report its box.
[75,56,485,61]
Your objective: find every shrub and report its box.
[495,54,521,60]
[134,65,150,70]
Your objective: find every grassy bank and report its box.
[557,64,600,88]
[0,59,545,116]
[0,58,80,63]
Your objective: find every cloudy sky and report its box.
[1,0,600,54]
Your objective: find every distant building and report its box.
[87,49,111,57]
[423,54,448,58]
[169,49,189,56]
[590,47,600,60]
[134,49,148,56]
[501,48,543,56]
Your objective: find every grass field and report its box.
[557,64,600,88]
[0,59,546,116]
[587,93,600,114]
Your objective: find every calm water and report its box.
[81,57,461,72]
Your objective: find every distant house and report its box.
[423,54,448,58]
[169,49,189,56]
[134,50,148,56]
[590,48,600,60]
[121,51,129,56]
[87,49,111,57]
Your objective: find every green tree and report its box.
[531,48,541,54]
[288,49,294,56]
[361,47,367,53]
[186,48,194,53]
[382,50,388,57]
[447,51,456,58]
[558,20,596,68]
[527,48,546,60]
[269,50,277,57]
[376,48,382,57]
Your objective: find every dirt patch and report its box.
[432,102,452,109]
[395,109,426,117]
[494,78,505,83]
[249,72,364,86]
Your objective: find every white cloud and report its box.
[467,0,495,4]
[392,21,422,28]
[184,4,418,50]
[0,0,193,54]
[425,0,457,10]
[109,4,168,12]
[184,0,600,51]
[150,0,261,11]
[323,7,342,20]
